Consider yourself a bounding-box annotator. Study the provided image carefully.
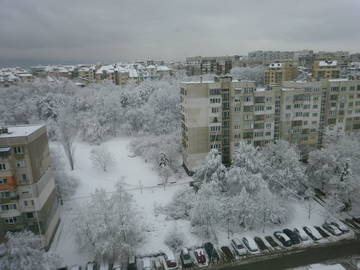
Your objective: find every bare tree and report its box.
[91,146,115,172]
[56,108,77,171]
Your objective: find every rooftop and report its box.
[0,124,45,138]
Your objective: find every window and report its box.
[285,113,291,118]
[265,132,271,136]
[234,124,241,129]
[16,160,26,168]
[312,104,318,109]
[24,200,28,207]
[0,163,6,170]
[243,106,253,112]
[254,105,264,111]
[312,113,318,117]
[0,191,15,198]
[266,106,272,110]
[4,217,17,224]
[303,104,310,109]
[209,89,221,95]
[244,114,253,121]
[265,97,272,102]
[234,98,241,103]
[286,105,291,110]
[22,174,27,182]
[295,112,302,117]
[294,104,301,109]
[26,212,34,219]
[244,96,252,102]
[210,98,221,103]
[13,146,24,154]
[303,112,310,117]
[211,107,219,113]
[1,203,17,211]
[0,178,7,184]
[254,131,264,137]
[234,107,241,112]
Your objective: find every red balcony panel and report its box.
[0,176,17,191]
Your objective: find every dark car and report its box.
[293,228,309,241]
[264,236,280,249]
[180,248,193,268]
[345,219,360,229]
[283,229,301,245]
[220,246,235,262]
[303,226,320,241]
[254,237,269,252]
[314,226,330,238]
[128,256,137,270]
[274,231,292,247]
[204,242,219,263]
[164,253,177,269]
[352,217,360,226]
[331,222,350,233]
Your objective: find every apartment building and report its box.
[185,55,243,76]
[78,66,96,83]
[264,62,298,85]
[312,60,341,81]
[181,76,360,172]
[247,51,295,64]
[0,125,60,248]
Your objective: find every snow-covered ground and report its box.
[50,138,196,266]
[50,137,354,267]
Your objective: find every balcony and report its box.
[0,147,11,159]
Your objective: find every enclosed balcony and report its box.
[0,147,11,159]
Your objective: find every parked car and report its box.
[204,242,219,263]
[345,219,360,229]
[274,231,292,247]
[142,258,152,270]
[86,262,97,270]
[180,248,193,268]
[314,226,330,238]
[194,248,206,264]
[70,266,82,270]
[352,217,360,226]
[293,228,309,241]
[231,238,248,256]
[220,246,235,262]
[254,237,269,252]
[303,226,321,241]
[331,222,350,233]
[264,236,281,249]
[283,229,301,245]
[242,237,260,254]
[128,256,137,270]
[322,223,342,236]
[164,253,177,269]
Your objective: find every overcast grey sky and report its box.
[0,0,359,66]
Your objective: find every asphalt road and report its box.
[214,237,360,270]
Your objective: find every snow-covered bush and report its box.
[162,186,195,220]
[164,223,184,251]
[0,231,62,270]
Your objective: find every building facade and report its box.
[264,62,298,85]
[312,60,341,81]
[181,76,360,172]
[0,125,60,248]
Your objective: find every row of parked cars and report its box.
[59,218,359,270]
[203,221,353,264]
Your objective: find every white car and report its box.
[99,263,110,270]
[70,266,82,270]
[242,237,260,254]
[142,257,152,270]
[294,228,309,241]
[231,238,248,256]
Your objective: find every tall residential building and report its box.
[185,55,243,76]
[0,125,60,248]
[181,76,360,172]
[312,60,340,81]
[264,62,298,85]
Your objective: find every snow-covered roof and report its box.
[156,65,171,72]
[0,124,45,138]
[318,60,337,67]
[269,63,282,68]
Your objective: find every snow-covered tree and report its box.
[73,183,143,263]
[193,149,227,191]
[56,108,77,170]
[0,231,62,270]
[163,186,195,219]
[91,146,115,172]
[230,66,265,85]
[50,147,79,201]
